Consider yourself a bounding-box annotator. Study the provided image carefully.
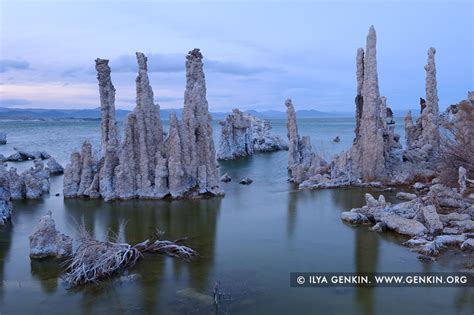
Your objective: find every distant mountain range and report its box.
[0,106,414,121]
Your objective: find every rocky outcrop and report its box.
[396,192,417,201]
[286,99,327,183]
[341,181,474,258]
[217,109,287,160]
[0,132,6,145]
[46,158,64,176]
[5,149,51,162]
[250,115,288,152]
[217,109,253,160]
[0,176,12,225]
[403,48,440,167]
[0,161,50,200]
[291,26,401,188]
[64,49,222,201]
[29,211,72,259]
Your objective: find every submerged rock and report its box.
[239,177,253,185]
[220,173,231,183]
[64,49,222,200]
[29,211,72,259]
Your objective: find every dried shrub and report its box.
[438,100,474,187]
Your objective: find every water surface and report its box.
[0,118,472,314]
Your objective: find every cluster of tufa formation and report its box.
[0,161,50,200]
[285,26,451,188]
[341,181,474,258]
[402,47,440,172]
[63,49,223,201]
[217,109,287,160]
[286,99,328,183]
[0,176,12,225]
[330,26,402,184]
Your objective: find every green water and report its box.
[0,119,472,314]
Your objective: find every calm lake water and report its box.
[0,118,472,314]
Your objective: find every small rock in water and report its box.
[396,192,417,201]
[220,173,231,183]
[417,255,436,263]
[341,211,369,224]
[461,239,474,251]
[29,211,72,259]
[176,288,214,306]
[0,132,6,145]
[333,136,340,143]
[413,182,427,190]
[239,177,253,185]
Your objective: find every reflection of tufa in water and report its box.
[63,49,223,201]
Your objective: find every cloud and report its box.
[112,53,184,73]
[107,53,280,76]
[0,98,32,107]
[0,59,31,73]
[205,59,280,75]
[156,96,183,102]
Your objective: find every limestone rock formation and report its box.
[0,132,6,145]
[403,48,440,167]
[29,211,72,259]
[217,109,287,160]
[96,58,120,200]
[0,161,50,200]
[46,158,64,176]
[293,26,401,188]
[286,99,327,183]
[0,176,12,225]
[64,49,222,201]
[250,115,288,152]
[217,109,253,160]
[5,149,50,162]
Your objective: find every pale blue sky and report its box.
[0,0,472,112]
